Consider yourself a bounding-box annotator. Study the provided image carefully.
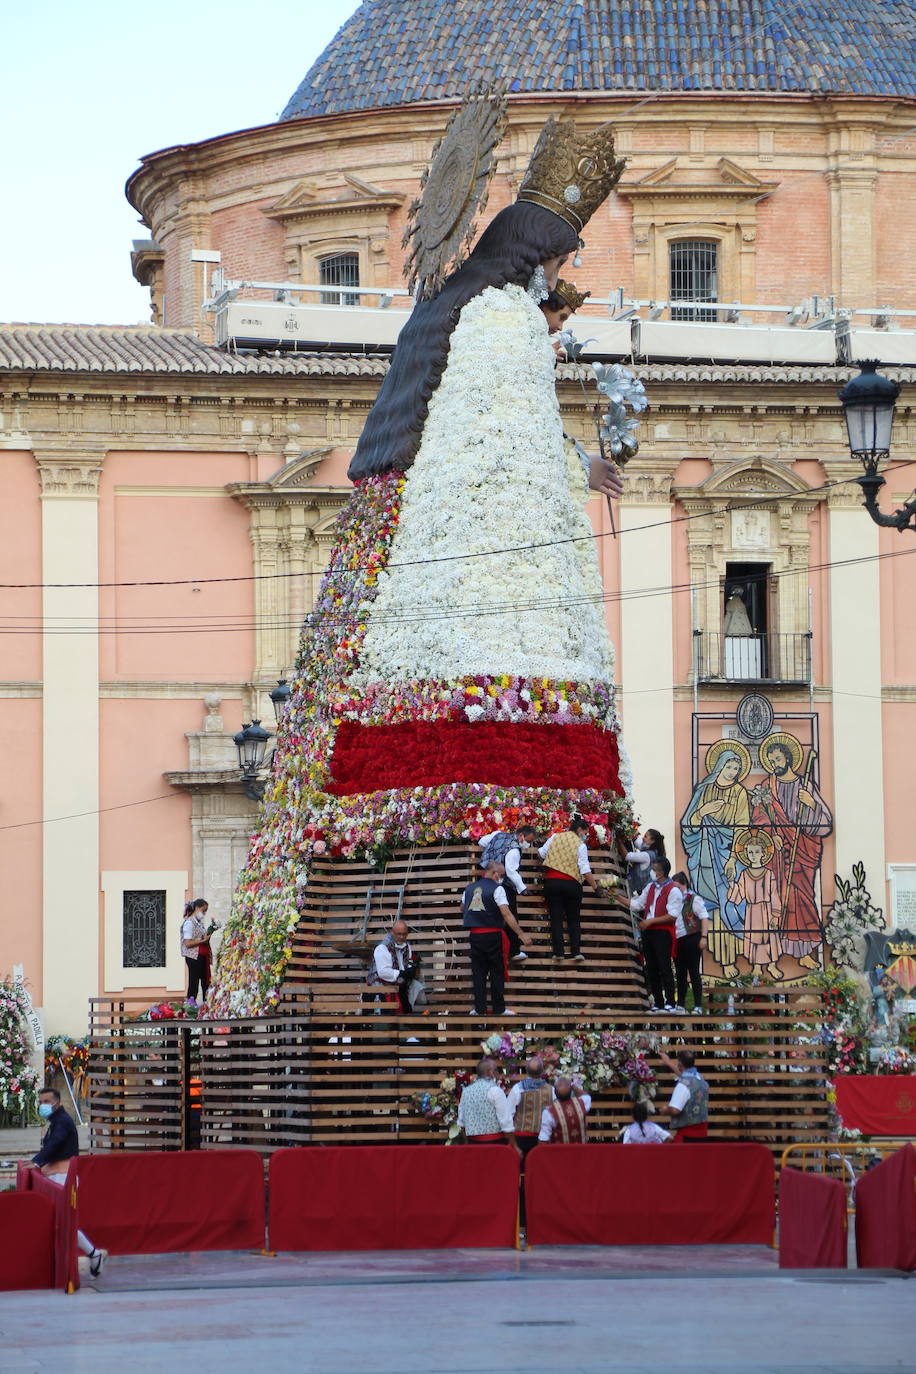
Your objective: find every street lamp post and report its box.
[234,719,272,802]
[269,678,292,724]
[838,361,913,531]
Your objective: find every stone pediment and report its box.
[676,456,815,502]
[266,172,405,223]
[619,158,778,201]
[269,448,336,487]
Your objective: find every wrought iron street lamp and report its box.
[838,361,912,531]
[269,678,292,724]
[234,719,272,801]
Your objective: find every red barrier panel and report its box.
[0,1194,56,1290]
[526,1143,775,1246]
[16,1164,81,1291]
[778,1167,847,1269]
[834,1076,916,1136]
[269,1145,519,1251]
[75,1151,265,1255]
[855,1143,916,1271]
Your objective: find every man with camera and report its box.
[367,919,427,1012]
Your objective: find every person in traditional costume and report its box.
[456,1057,517,1146]
[538,1076,591,1143]
[505,1054,555,1161]
[751,733,832,970]
[462,860,528,1016]
[680,742,752,977]
[366,919,427,1012]
[629,856,684,1011]
[728,829,782,978]
[478,825,537,962]
[210,104,635,1018]
[538,817,600,961]
[657,1049,709,1142]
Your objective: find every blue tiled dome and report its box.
[281,0,916,119]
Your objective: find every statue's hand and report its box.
[551,337,568,363]
[589,455,624,499]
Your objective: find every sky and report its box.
[0,0,361,325]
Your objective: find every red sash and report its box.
[674,1121,709,1142]
[467,1132,504,1143]
[472,927,511,979]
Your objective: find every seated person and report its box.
[366,919,427,1012]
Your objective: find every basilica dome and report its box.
[281,0,916,120]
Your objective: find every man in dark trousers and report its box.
[463,860,529,1016]
[28,1087,105,1275]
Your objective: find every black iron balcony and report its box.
[694,632,812,687]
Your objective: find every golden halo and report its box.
[734,827,776,866]
[759,732,803,774]
[402,91,507,301]
[704,738,752,782]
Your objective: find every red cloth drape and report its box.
[834,1075,916,1136]
[855,1143,916,1271]
[0,1193,56,1290]
[327,720,623,794]
[75,1151,265,1255]
[778,1167,847,1269]
[525,1143,774,1246]
[16,1163,81,1291]
[268,1145,519,1251]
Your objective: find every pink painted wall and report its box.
[0,700,43,992]
[0,451,42,681]
[98,451,254,682]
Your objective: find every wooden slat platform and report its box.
[87,996,830,1161]
[288,844,649,1014]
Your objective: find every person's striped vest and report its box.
[546,1096,588,1143]
[513,1078,553,1135]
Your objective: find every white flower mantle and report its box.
[358,284,616,685]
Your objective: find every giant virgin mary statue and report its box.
[212,104,635,1014]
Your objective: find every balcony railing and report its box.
[694,632,812,686]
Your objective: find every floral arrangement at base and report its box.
[44,1036,89,1098]
[796,967,869,1076]
[872,1045,916,1075]
[0,980,41,1125]
[138,999,203,1022]
[409,1028,657,1141]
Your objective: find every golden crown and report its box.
[517,116,626,234]
[554,279,591,312]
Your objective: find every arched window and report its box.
[319,252,360,306]
[669,240,718,322]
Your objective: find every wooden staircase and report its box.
[284,844,650,1015]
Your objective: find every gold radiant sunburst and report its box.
[402,91,508,301]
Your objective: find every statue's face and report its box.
[541,254,569,289]
[770,747,790,775]
[720,758,741,784]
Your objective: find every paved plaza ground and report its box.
[1,1245,914,1374]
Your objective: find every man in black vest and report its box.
[463,860,529,1016]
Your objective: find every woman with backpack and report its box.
[671,871,709,1013]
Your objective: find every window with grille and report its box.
[123,889,166,968]
[319,252,360,306]
[669,240,718,322]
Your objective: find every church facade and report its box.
[2,0,915,1029]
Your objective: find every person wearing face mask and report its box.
[478,825,537,963]
[29,1087,105,1276]
[617,827,666,898]
[629,856,684,1012]
[367,919,427,1012]
[537,1075,592,1143]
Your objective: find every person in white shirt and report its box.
[180,898,211,1002]
[478,826,536,962]
[505,1055,555,1159]
[621,1099,672,1144]
[538,817,599,962]
[538,1077,592,1143]
[671,870,710,1012]
[456,1058,517,1145]
[367,919,427,1012]
[629,857,684,1011]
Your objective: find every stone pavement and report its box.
[1,1246,914,1374]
